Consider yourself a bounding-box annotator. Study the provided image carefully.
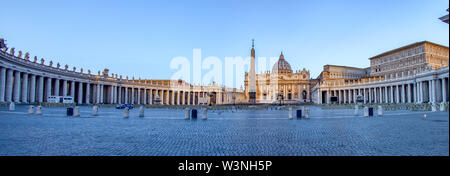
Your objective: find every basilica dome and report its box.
[272,52,293,74]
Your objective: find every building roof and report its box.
[368,41,449,60]
[272,52,293,74]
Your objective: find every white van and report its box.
[47,96,61,103]
[46,96,74,103]
[62,96,74,103]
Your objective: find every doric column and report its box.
[100,84,104,103]
[37,76,44,102]
[413,82,417,103]
[363,88,366,104]
[443,78,447,102]
[54,79,60,96]
[407,83,411,103]
[373,87,378,103]
[124,87,128,104]
[29,74,36,103]
[401,84,406,103]
[137,88,141,104]
[131,87,135,104]
[45,77,52,102]
[149,89,153,105]
[143,89,147,105]
[0,67,5,102]
[342,89,347,104]
[13,71,21,103]
[96,84,101,104]
[395,85,400,103]
[78,82,83,104]
[187,91,191,105]
[368,87,372,104]
[431,79,436,103]
[21,73,28,103]
[118,86,122,104]
[166,90,170,105]
[384,86,388,103]
[70,81,75,97]
[171,90,175,105]
[85,83,90,104]
[5,69,13,102]
[418,82,423,103]
[62,80,67,96]
[110,85,114,104]
[390,85,394,103]
[182,91,185,105]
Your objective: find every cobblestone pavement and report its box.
[0,105,448,156]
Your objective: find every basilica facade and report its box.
[244,43,318,104]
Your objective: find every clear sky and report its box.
[1,0,448,88]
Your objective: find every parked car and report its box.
[116,104,134,109]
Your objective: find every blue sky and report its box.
[1,0,448,88]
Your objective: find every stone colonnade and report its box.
[317,67,449,105]
[0,49,240,105]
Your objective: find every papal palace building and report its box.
[312,41,449,105]
[0,39,246,105]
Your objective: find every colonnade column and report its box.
[413,82,417,103]
[37,76,44,102]
[45,77,52,102]
[401,84,406,103]
[13,71,21,103]
[54,79,60,96]
[390,85,394,103]
[0,67,5,102]
[21,73,28,103]
[85,83,90,104]
[78,82,83,104]
[29,74,36,103]
[70,81,75,98]
[442,78,447,102]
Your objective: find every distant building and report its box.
[312,41,449,105]
[369,41,449,79]
[244,44,317,104]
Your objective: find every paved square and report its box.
[0,105,448,156]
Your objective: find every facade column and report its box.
[149,89,153,105]
[144,89,147,105]
[363,88,366,104]
[419,82,423,103]
[85,83,90,104]
[182,91,186,105]
[54,79,60,96]
[13,71,21,103]
[37,76,44,102]
[110,85,114,104]
[431,79,436,103]
[343,89,347,104]
[390,85,394,103]
[407,83,411,103]
[45,77,52,102]
[62,80,67,96]
[401,84,406,103]
[78,82,83,104]
[100,84,104,104]
[374,87,378,104]
[96,84,101,104]
[118,86,122,104]
[443,78,447,102]
[0,67,5,102]
[137,88,141,104]
[131,87,135,104]
[384,86,388,103]
[124,87,128,104]
[187,92,191,105]
[5,69,13,102]
[395,85,399,103]
[413,82,417,103]
[21,73,28,103]
[29,74,36,103]
[70,81,75,97]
